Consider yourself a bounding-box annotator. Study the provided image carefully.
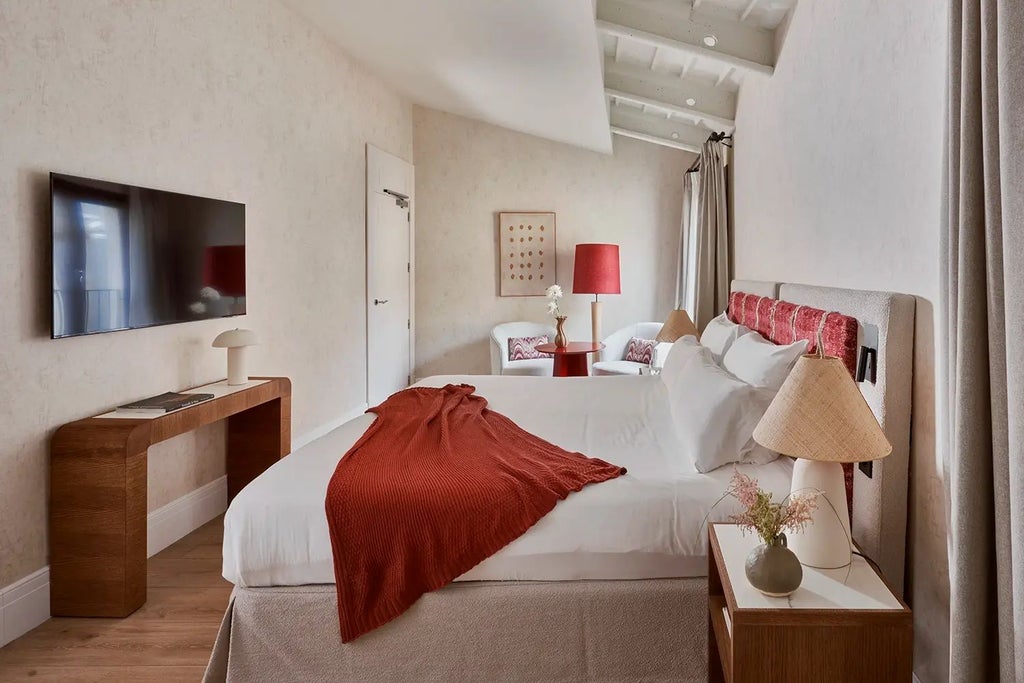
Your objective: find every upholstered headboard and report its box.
[729,279,779,298]
[729,280,916,594]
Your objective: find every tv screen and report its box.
[51,173,245,338]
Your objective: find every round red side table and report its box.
[534,342,605,377]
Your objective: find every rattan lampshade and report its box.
[655,309,699,343]
[753,355,892,463]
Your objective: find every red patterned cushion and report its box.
[727,292,859,376]
[727,291,861,517]
[624,337,656,364]
[508,335,552,361]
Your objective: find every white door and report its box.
[366,145,414,406]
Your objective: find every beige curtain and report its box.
[945,1,1024,681]
[691,139,731,330]
[675,171,700,316]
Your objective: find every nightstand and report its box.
[708,523,912,682]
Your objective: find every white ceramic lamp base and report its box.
[787,459,852,569]
[226,347,249,386]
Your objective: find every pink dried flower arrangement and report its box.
[725,470,817,546]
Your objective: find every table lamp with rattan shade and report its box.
[655,309,699,343]
[753,353,892,569]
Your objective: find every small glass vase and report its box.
[744,532,803,597]
[554,316,568,348]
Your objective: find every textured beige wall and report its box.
[730,1,949,680]
[412,107,693,377]
[0,0,412,586]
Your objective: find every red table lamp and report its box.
[572,243,620,343]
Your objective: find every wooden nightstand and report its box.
[708,523,912,682]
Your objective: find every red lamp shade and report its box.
[203,245,246,297]
[572,244,621,295]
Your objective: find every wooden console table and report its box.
[49,376,291,617]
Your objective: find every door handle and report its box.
[374,298,389,305]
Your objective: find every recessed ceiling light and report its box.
[686,97,697,106]
[703,35,718,47]
[671,132,680,140]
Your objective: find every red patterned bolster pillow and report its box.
[508,335,552,361]
[624,337,656,363]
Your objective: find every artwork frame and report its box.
[498,211,556,297]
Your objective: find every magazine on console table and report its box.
[116,391,214,414]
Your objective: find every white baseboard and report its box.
[292,403,368,451]
[0,406,368,649]
[147,475,228,557]
[0,567,49,648]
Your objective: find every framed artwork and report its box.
[499,212,556,296]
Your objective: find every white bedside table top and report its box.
[713,524,904,611]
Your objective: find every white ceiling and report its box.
[283,0,614,153]
[282,0,796,155]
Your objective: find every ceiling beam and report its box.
[606,83,732,127]
[607,87,733,131]
[596,0,775,77]
[610,127,699,153]
[609,104,707,153]
[604,57,736,128]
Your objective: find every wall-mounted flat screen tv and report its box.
[51,173,245,339]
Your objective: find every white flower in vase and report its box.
[545,284,564,318]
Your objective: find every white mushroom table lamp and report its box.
[212,328,259,386]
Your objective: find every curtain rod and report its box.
[685,132,733,174]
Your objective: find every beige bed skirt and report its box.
[204,578,707,682]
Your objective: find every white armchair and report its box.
[593,322,671,376]
[490,322,557,376]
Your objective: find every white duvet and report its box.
[222,375,792,587]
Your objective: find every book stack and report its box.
[116,392,214,415]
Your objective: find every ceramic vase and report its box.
[554,316,568,348]
[744,532,803,597]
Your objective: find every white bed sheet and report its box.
[222,375,793,587]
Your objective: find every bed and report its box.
[204,281,915,682]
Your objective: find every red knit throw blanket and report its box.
[325,383,625,642]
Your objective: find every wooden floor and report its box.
[0,517,230,682]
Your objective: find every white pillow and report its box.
[742,442,781,465]
[662,344,775,473]
[722,332,808,391]
[651,341,675,368]
[660,335,702,380]
[700,313,750,364]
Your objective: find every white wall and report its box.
[731,1,949,680]
[413,106,693,376]
[0,0,412,588]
